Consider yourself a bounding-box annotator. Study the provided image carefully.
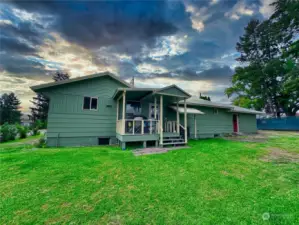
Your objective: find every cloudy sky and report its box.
[0,0,274,112]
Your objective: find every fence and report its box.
[257,117,299,131]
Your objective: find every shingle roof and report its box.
[31,72,131,91]
[179,98,264,114]
[179,98,233,109]
[229,105,265,114]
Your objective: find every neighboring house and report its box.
[31,72,264,149]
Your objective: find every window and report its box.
[213,108,218,114]
[98,138,110,145]
[126,101,141,118]
[83,97,98,110]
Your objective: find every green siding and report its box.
[45,76,127,146]
[239,114,257,133]
[43,75,258,147]
[165,105,233,139]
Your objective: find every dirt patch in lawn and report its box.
[261,147,299,164]
[224,132,268,143]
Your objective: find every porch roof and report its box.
[113,88,156,100]
[113,85,191,101]
[169,106,205,115]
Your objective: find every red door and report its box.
[233,114,238,132]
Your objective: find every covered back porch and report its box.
[113,85,192,149]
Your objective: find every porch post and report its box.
[154,96,157,119]
[194,115,197,139]
[122,90,126,134]
[176,100,180,134]
[184,99,187,143]
[160,95,163,145]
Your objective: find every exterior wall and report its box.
[189,106,233,138]
[44,76,127,146]
[238,113,257,133]
[165,105,233,139]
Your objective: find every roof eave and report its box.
[30,72,131,92]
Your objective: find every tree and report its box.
[52,71,70,82]
[29,94,49,125]
[0,93,22,124]
[226,0,299,117]
[199,93,211,101]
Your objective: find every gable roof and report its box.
[30,72,132,91]
[154,84,191,98]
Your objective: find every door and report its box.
[149,103,160,120]
[233,114,238,132]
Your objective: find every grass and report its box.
[0,134,41,148]
[0,132,298,224]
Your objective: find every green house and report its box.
[31,72,264,149]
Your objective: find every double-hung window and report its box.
[83,97,98,110]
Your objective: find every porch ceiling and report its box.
[113,87,188,102]
[113,88,155,100]
[169,106,205,114]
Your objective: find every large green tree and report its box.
[0,93,22,124]
[226,0,299,117]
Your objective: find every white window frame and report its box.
[83,96,98,111]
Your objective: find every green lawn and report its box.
[1,132,298,224]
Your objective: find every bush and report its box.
[30,120,43,136]
[35,136,46,148]
[0,123,18,142]
[16,124,29,139]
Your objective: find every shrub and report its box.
[0,123,18,142]
[16,124,29,139]
[35,136,46,148]
[30,120,43,136]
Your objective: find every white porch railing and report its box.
[164,120,178,133]
[116,119,160,135]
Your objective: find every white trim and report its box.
[154,96,157,119]
[122,91,126,134]
[184,99,187,143]
[194,115,197,139]
[176,101,180,134]
[160,95,163,145]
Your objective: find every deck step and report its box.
[162,142,186,146]
[163,138,185,143]
[163,136,182,140]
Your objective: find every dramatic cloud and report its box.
[0,0,272,111]
[225,1,256,20]
[259,0,275,18]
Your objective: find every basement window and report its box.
[83,97,98,110]
[98,138,110,145]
